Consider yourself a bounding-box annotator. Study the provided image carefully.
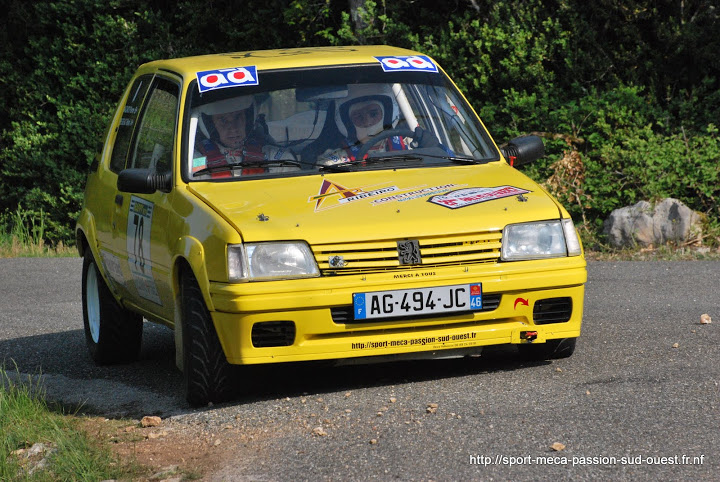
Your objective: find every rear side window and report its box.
[110,76,152,173]
[129,78,180,174]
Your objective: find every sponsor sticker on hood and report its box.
[309,179,399,212]
[309,179,464,212]
[428,186,531,209]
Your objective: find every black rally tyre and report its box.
[517,337,577,362]
[181,266,235,406]
[82,249,143,364]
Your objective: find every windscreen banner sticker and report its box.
[428,186,531,209]
[196,66,259,93]
[375,55,438,73]
[126,196,161,304]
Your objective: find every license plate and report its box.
[353,283,482,320]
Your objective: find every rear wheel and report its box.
[82,249,143,364]
[517,337,577,361]
[181,266,235,406]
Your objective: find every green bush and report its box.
[597,124,720,214]
[1,0,718,249]
[0,0,162,246]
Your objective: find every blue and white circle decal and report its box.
[374,55,438,73]
[196,66,259,93]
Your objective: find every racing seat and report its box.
[297,101,345,168]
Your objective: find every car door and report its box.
[112,75,181,322]
[94,75,153,297]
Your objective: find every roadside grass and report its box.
[586,245,720,261]
[0,234,76,258]
[582,228,720,261]
[0,367,145,481]
[0,207,76,258]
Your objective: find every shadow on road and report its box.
[1,323,537,418]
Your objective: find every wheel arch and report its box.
[76,228,89,258]
[75,210,97,258]
[171,235,211,372]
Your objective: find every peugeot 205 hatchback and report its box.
[76,46,586,406]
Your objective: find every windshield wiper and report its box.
[422,154,488,164]
[364,154,425,162]
[317,154,424,172]
[192,161,263,176]
[192,160,279,177]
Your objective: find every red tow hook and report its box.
[520,331,538,342]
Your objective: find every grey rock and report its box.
[603,198,702,248]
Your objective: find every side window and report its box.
[130,78,180,174]
[110,76,152,173]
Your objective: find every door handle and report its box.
[115,194,124,206]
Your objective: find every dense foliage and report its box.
[1,0,718,247]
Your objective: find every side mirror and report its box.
[117,168,171,194]
[500,135,545,167]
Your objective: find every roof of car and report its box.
[140,45,429,78]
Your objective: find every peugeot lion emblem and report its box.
[328,255,346,268]
[397,240,421,265]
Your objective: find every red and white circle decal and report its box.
[199,73,223,89]
[375,55,438,73]
[381,58,411,69]
[196,66,259,92]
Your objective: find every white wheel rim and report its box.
[86,262,101,343]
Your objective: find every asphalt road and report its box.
[1,257,718,480]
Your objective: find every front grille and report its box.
[251,321,296,347]
[533,297,573,324]
[312,230,502,276]
[331,293,502,324]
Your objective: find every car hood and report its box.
[187,163,563,244]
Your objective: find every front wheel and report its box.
[517,337,577,362]
[181,266,235,406]
[82,249,143,364]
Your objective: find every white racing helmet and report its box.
[197,95,255,143]
[335,83,400,142]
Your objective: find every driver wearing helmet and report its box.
[318,83,409,165]
[319,83,441,166]
[193,95,295,178]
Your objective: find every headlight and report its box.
[228,242,319,281]
[501,219,582,261]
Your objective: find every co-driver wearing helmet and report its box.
[193,96,294,178]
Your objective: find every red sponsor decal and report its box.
[428,186,531,209]
[514,297,529,310]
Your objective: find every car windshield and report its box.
[185,64,499,180]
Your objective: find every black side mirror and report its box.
[117,168,171,194]
[500,135,545,167]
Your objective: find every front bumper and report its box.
[208,257,586,365]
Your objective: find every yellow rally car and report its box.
[76,46,586,406]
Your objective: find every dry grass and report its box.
[586,245,720,261]
[0,236,76,258]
